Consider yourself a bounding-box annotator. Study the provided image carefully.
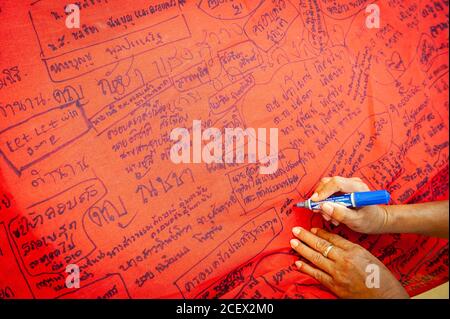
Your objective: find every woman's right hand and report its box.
[310,176,388,234]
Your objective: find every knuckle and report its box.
[342,254,356,268]
[315,239,329,251]
[313,270,323,282]
[350,245,364,254]
[333,210,344,221]
[357,181,370,190]
[343,243,354,251]
[312,253,323,264]
[334,270,346,283]
[326,181,337,191]
[335,270,347,283]
[332,206,346,219]
[330,177,343,188]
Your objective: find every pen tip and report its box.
[295,202,306,208]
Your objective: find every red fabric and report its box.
[0,0,448,299]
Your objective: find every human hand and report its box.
[290,227,409,299]
[310,176,388,234]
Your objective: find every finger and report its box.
[320,202,357,224]
[315,176,370,201]
[295,260,334,288]
[311,228,354,250]
[290,239,335,274]
[315,210,339,225]
[320,213,340,226]
[291,228,342,262]
[292,227,341,262]
[316,176,369,200]
[311,177,332,200]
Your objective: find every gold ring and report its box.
[323,245,334,258]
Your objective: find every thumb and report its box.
[320,202,357,224]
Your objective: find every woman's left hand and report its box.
[290,227,409,299]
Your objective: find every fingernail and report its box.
[290,239,300,248]
[311,228,318,234]
[322,203,334,215]
[295,261,302,269]
[322,214,331,221]
[332,220,339,226]
[292,227,302,235]
[310,192,319,201]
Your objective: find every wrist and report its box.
[373,205,390,234]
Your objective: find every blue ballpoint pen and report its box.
[295,190,391,210]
